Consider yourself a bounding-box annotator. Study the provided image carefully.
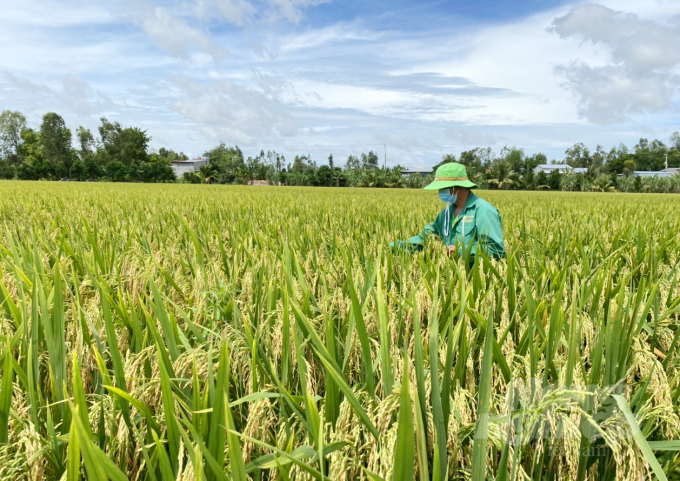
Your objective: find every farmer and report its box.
[392,162,505,262]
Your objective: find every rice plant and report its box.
[0,181,678,480]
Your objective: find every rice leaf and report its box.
[392,353,415,481]
[613,395,668,481]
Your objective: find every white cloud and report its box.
[192,0,327,25]
[444,128,502,146]
[373,133,425,154]
[2,71,52,95]
[194,0,257,26]
[171,75,299,144]
[262,0,325,24]
[0,0,121,27]
[57,75,113,116]
[2,72,112,117]
[550,3,680,123]
[141,6,227,61]
[290,80,411,112]
[279,23,383,52]
[1,0,680,168]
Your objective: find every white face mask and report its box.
[442,188,457,237]
[438,188,458,205]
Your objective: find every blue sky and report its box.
[1,0,679,168]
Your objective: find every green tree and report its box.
[74,126,100,180]
[561,171,578,191]
[524,169,536,190]
[487,159,520,190]
[564,142,591,168]
[525,152,546,177]
[105,160,127,182]
[499,146,525,175]
[592,175,614,192]
[616,175,635,193]
[141,154,176,182]
[234,166,253,184]
[182,171,203,184]
[345,155,360,170]
[0,161,15,179]
[40,112,72,173]
[548,170,561,190]
[623,159,636,176]
[98,117,150,166]
[360,151,379,170]
[590,145,606,173]
[247,152,263,179]
[76,126,95,154]
[270,150,285,172]
[203,143,245,183]
[671,132,680,151]
[16,128,55,180]
[633,176,642,192]
[633,138,667,171]
[314,165,333,186]
[0,110,27,164]
[82,155,102,180]
[604,144,630,174]
[291,154,315,173]
[458,148,494,178]
[157,147,188,161]
[331,167,345,187]
[69,159,85,181]
[668,132,680,168]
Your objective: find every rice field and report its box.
[0,181,679,481]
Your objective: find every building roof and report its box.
[401,169,432,174]
[633,171,673,177]
[171,158,208,164]
[535,164,588,173]
[535,164,565,169]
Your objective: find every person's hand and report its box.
[447,245,456,255]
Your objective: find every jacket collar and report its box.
[449,192,477,229]
[460,191,478,213]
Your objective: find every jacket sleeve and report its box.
[472,207,506,259]
[391,211,443,252]
[407,220,440,249]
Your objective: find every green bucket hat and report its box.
[424,162,478,190]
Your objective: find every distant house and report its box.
[401,169,432,176]
[171,158,208,177]
[632,171,673,178]
[663,167,680,176]
[533,164,588,175]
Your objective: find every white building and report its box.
[533,164,588,174]
[662,167,680,176]
[171,159,208,177]
[401,169,432,176]
[633,171,673,178]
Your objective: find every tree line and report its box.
[1,109,679,192]
[0,110,182,182]
[435,139,680,193]
[190,145,422,188]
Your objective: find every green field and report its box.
[0,182,679,480]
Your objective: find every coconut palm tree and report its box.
[487,160,521,190]
[592,175,612,192]
[561,171,578,191]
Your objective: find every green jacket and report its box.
[401,192,506,259]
